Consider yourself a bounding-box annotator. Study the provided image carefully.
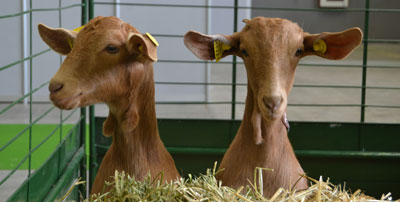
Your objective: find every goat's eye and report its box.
[241,49,249,57]
[106,45,119,54]
[295,48,303,57]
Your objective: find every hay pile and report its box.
[84,163,395,202]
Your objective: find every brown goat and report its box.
[184,17,362,197]
[38,16,180,194]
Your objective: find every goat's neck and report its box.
[105,61,161,159]
[91,61,179,194]
[240,87,287,148]
[218,86,307,197]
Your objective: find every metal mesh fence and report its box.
[0,0,87,201]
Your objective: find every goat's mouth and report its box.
[50,92,83,110]
[261,109,283,120]
[258,100,286,121]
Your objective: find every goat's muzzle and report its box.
[49,81,64,94]
[262,95,283,118]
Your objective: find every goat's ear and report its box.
[303,27,363,60]
[184,31,239,61]
[127,33,158,62]
[38,24,78,55]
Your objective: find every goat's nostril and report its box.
[49,82,64,93]
[263,96,282,112]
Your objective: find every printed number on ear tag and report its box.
[313,39,327,54]
[146,32,159,47]
[214,40,231,62]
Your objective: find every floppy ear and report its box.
[303,27,363,60]
[38,24,78,55]
[127,33,158,62]
[183,31,239,61]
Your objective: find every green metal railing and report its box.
[1,0,399,200]
[0,0,88,201]
[91,0,400,121]
[87,2,400,195]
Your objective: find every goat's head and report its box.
[184,17,362,122]
[38,16,157,110]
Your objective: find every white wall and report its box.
[0,0,251,102]
[0,0,82,102]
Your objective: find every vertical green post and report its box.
[79,107,87,197]
[89,105,96,189]
[80,0,88,198]
[57,0,63,181]
[27,0,33,201]
[360,0,369,123]
[82,0,88,25]
[89,0,94,19]
[88,0,97,191]
[231,0,238,120]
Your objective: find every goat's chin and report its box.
[261,112,283,121]
[50,92,82,110]
[259,107,284,121]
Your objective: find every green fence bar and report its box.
[0,1,87,201]
[5,116,84,202]
[360,0,370,123]
[0,4,83,19]
[89,0,94,19]
[231,0,238,120]
[0,108,77,187]
[155,81,400,91]
[153,102,400,109]
[167,147,400,159]
[27,0,33,198]
[156,59,400,69]
[0,49,50,72]
[1,120,63,186]
[42,147,85,202]
[80,0,89,198]
[0,81,49,116]
[0,106,55,152]
[89,105,96,190]
[87,0,96,191]
[92,2,400,14]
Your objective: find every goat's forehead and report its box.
[75,19,137,46]
[86,16,125,29]
[241,18,303,42]
[75,28,127,47]
[78,16,138,37]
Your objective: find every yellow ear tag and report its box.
[313,39,327,54]
[145,32,159,47]
[67,25,85,49]
[73,25,85,32]
[214,40,231,62]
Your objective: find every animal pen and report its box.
[0,0,399,201]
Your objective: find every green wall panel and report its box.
[59,124,80,173]
[360,124,400,152]
[28,150,59,202]
[289,122,360,151]
[158,119,240,148]
[93,117,400,199]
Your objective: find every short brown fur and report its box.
[38,16,180,194]
[184,17,362,197]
